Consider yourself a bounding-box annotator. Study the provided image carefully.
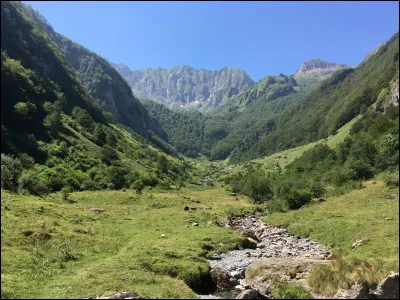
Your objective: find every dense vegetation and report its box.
[231,33,399,162]
[1,1,398,299]
[226,85,399,211]
[1,1,193,196]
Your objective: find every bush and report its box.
[310,181,325,198]
[18,171,48,196]
[1,154,23,191]
[18,153,35,169]
[243,171,273,203]
[383,172,399,187]
[131,179,144,194]
[61,187,71,201]
[101,145,118,164]
[264,198,289,213]
[107,166,128,189]
[345,159,374,180]
[80,179,98,191]
[285,189,312,210]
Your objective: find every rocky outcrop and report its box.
[295,59,349,75]
[112,65,255,112]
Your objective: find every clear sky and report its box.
[24,1,399,81]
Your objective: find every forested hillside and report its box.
[18,3,167,142]
[231,33,398,162]
[1,1,192,196]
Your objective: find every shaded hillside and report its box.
[113,64,255,112]
[19,3,166,140]
[1,1,192,195]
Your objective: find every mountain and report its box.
[112,64,255,112]
[18,4,166,141]
[229,33,399,162]
[138,60,350,160]
[361,40,388,63]
[293,59,351,89]
[1,1,189,195]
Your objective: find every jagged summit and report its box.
[113,64,255,111]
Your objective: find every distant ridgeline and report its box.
[112,64,255,112]
[132,34,398,162]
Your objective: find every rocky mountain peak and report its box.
[112,63,133,78]
[295,59,349,74]
[113,64,255,112]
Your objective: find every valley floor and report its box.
[1,180,398,299]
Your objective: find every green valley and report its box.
[1,1,398,299]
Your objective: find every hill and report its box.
[1,1,192,196]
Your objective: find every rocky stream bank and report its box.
[198,214,399,299]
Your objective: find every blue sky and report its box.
[25,1,398,81]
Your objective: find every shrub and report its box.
[80,179,98,191]
[61,187,72,201]
[18,170,49,196]
[72,106,95,130]
[18,153,35,169]
[1,154,23,191]
[310,181,325,198]
[285,188,312,210]
[264,198,289,213]
[101,145,118,164]
[383,172,399,187]
[243,171,273,203]
[107,166,128,189]
[345,159,374,180]
[131,179,144,194]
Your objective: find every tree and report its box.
[14,102,36,120]
[93,124,107,145]
[158,155,169,173]
[72,106,95,130]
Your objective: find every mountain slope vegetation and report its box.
[1,1,192,196]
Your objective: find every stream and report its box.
[197,214,331,299]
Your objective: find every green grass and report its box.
[253,115,360,172]
[263,180,399,294]
[1,187,256,299]
[271,280,313,299]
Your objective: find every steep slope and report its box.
[113,64,255,112]
[138,61,351,161]
[1,1,191,195]
[230,33,399,162]
[199,61,350,160]
[19,3,166,140]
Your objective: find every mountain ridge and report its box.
[113,63,255,112]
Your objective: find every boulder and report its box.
[210,268,230,288]
[183,206,189,211]
[242,238,258,249]
[373,272,399,299]
[236,289,259,299]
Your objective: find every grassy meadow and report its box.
[264,180,399,295]
[1,186,256,299]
